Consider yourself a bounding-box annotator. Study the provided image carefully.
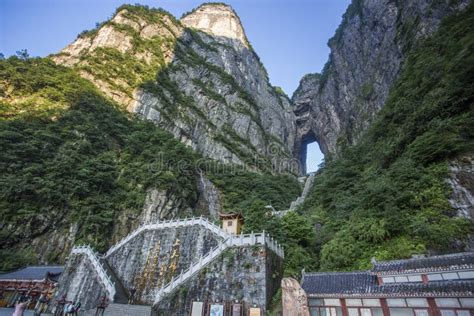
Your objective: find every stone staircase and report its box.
[70,246,129,304]
[73,217,285,308]
[272,172,316,217]
[99,258,129,304]
[80,303,151,316]
[152,231,283,305]
[71,245,116,300]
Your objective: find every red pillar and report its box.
[380,298,390,316]
[422,274,429,284]
[340,298,349,316]
[427,298,440,316]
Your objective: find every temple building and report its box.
[219,212,244,235]
[298,252,474,316]
[0,265,63,309]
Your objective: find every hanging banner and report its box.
[209,303,224,316]
[191,301,203,316]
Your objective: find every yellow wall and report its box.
[222,218,242,235]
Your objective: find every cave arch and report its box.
[298,131,324,175]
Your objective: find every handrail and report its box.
[152,231,284,305]
[80,214,285,306]
[105,216,229,257]
[71,245,116,300]
[70,229,284,306]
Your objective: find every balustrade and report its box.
[74,216,284,305]
[71,245,116,300]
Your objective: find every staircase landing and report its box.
[81,303,151,316]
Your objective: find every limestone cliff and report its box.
[292,0,469,159]
[53,4,297,173]
[180,3,249,47]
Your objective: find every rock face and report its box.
[139,189,189,223]
[53,4,297,173]
[181,3,249,47]
[292,0,469,158]
[52,8,182,111]
[281,277,310,316]
[44,3,298,265]
[196,172,223,221]
[135,4,297,173]
[447,153,474,249]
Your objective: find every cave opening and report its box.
[300,133,324,174]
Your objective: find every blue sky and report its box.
[0,0,351,171]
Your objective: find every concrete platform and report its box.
[81,303,152,316]
[0,307,52,315]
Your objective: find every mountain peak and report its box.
[181,3,249,47]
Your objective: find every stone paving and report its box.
[0,307,52,315]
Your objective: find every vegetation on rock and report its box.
[291,4,474,272]
[0,56,300,271]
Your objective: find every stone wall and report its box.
[155,245,283,316]
[106,225,222,303]
[53,254,107,311]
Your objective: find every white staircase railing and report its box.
[105,216,229,257]
[152,231,284,305]
[70,225,284,306]
[71,245,116,300]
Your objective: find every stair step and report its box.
[81,303,151,316]
[99,258,129,304]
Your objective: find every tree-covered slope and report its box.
[0,57,301,272]
[297,3,474,272]
[0,57,200,268]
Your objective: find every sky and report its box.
[0,0,351,172]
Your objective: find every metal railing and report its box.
[71,245,116,300]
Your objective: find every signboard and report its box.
[232,304,242,316]
[191,301,203,316]
[210,304,224,316]
[249,307,261,316]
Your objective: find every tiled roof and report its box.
[373,252,474,274]
[302,252,474,298]
[0,266,63,281]
[302,272,474,298]
[302,272,377,296]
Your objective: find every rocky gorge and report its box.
[292,0,470,157]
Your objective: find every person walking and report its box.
[128,287,136,304]
[71,300,81,316]
[54,295,67,316]
[95,296,108,316]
